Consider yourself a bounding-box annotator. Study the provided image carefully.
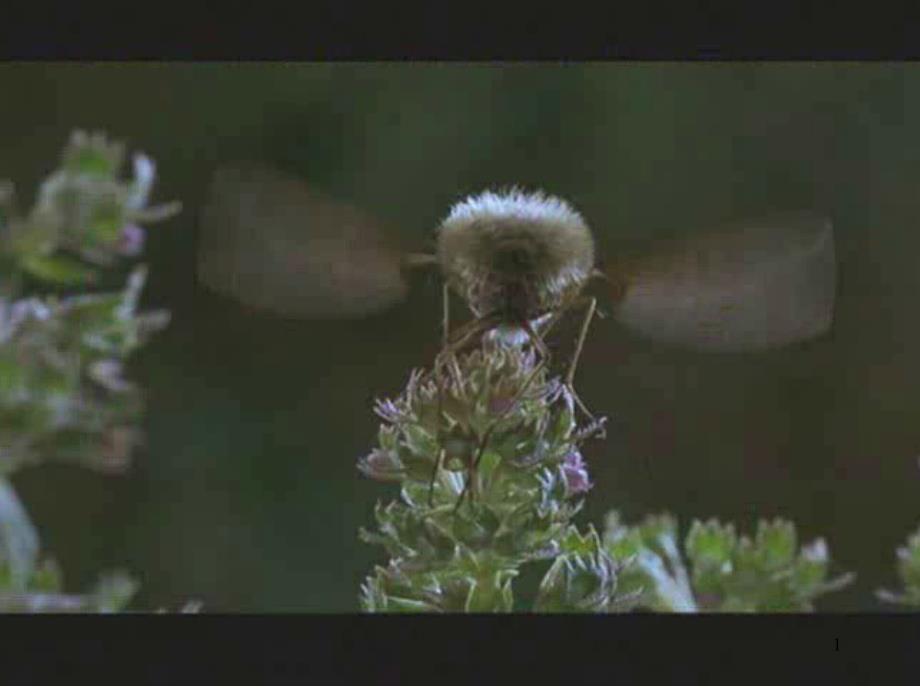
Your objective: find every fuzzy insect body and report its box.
[436,189,595,324]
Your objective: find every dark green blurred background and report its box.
[2,62,919,611]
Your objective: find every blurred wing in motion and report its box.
[611,214,836,352]
[197,165,409,318]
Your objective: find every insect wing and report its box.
[612,214,836,352]
[197,165,408,318]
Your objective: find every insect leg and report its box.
[532,295,598,420]
[535,307,567,342]
[522,317,554,379]
[565,296,598,420]
[433,313,502,386]
[428,283,450,507]
[442,283,450,351]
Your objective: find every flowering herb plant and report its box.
[0,131,182,612]
[357,341,856,613]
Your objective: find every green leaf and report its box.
[21,254,97,286]
[61,130,124,177]
[0,477,39,590]
[383,595,440,613]
[685,519,736,569]
[789,538,829,591]
[549,389,575,444]
[754,519,797,570]
[536,526,619,613]
[896,530,920,593]
[92,571,139,612]
[500,577,514,612]
[534,557,571,612]
[72,150,117,176]
[878,526,920,606]
[29,559,63,592]
[464,570,515,613]
[402,424,438,461]
[87,201,126,243]
[477,449,502,484]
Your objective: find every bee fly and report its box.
[198,165,837,504]
[425,189,602,417]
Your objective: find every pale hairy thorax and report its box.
[435,189,596,320]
